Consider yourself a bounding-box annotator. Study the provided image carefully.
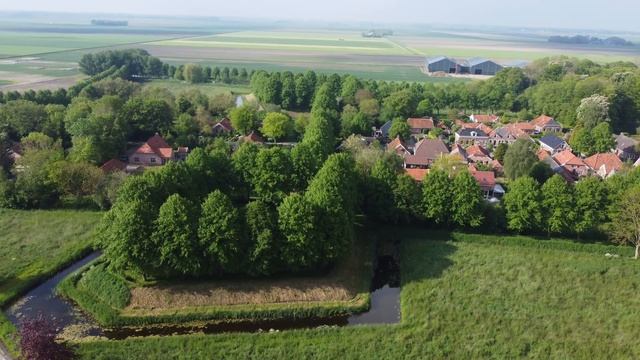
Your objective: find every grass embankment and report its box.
[59,234,374,328]
[76,229,640,359]
[0,209,102,355]
[144,79,252,97]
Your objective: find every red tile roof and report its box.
[553,149,585,167]
[214,118,234,132]
[466,144,490,157]
[132,133,174,160]
[243,131,264,143]
[100,158,126,173]
[407,117,435,130]
[387,136,407,154]
[405,168,429,182]
[530,115,559,128]
[537,148,551,161]
[584,153,623,176]
[470,170,496,191]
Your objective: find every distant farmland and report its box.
[0,20,639,88]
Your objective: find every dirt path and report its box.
[0,74,84,92]
[0,341,13,360]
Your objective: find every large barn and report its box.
[426,56,459,73]
[426,56,504,76]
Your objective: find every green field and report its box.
[0,209,103,354]
[145,79,252,97]
[74,230,640,359]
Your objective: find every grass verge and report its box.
[0,209,102,356]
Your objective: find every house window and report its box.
[150,157,156,163]
[449,67,456,73]
[475,69,482,75]
[133,157,140,162]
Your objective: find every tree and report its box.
[278,193,319,270]
[576,94,610,128]
[609,185,640,259]
[382,89,417,119]
[341,111,371,138]
[153,194,200,277]
[208,92,235,115]
[229,105,258,135]
[541,174,575,235]
[359,98,380,119]
[280,74,297,109]
[261,112,293,141]
[503,138,538,180]
[183,63,206,84]
[253,147,293,204]
[416,99,433,117]
[393,173,422,223]
[340,75,361,105]
[574,176,608,237]
[422,169,452,225]
[198,190,243,273]
[591,122,616,154]
[0,100,48,139]
[503,176,543,233]
[119,97,174,140]
[50,161,103,200]
[388,118,411,141]
[451,171,484,228]
[20,315,74,360]
[245,200,281,275]
[493,143,508,163]
[528,161,555,184]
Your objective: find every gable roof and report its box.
[530,115,561,129]
[405,139,448,166]
[615,133,638,151]
[387,136,408,154]
[213,117,234,132]
[539,134,565,150]
[466,144,491,158]
[427,56,451,64]
[405,168,429,182]
[553,149,586,167]
[468,57,500,67]
[470,170,496,191]
[133,133,173,159]
[457,128,489,137]
[407,117,435,130]
[494,123,534,140]
[380,120,392,133]
[242,131,264,143]
[100,158,127,173]
[470,114,499,123]
[584,153,623,175]
[450,144,468,162]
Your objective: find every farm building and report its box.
[426,56,459,73]
[468,58,503,75]
[426,56,504,76]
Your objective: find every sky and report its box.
[3,0,639,32]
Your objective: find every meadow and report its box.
[74,229,640,359]
[0,209,103,354]
[145,79,252,97]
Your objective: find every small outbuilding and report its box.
[426,56,459,74]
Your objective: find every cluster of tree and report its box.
[172,64,252,85]
[79,49,163,80]
[100,142,356,278]
[569,95,616,155]
[548,35,633,47]
[250,58,640,136]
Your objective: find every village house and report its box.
[530,115,562,133]
[128,133,189,167]
[469,168,505,200]
[100,159,127,173]
[584,153,624,178]
[455,128,490,146]
[490,122,534,145]
[552,149,590,180]
[212,118,234,136]
[386,136,410,158]
[240,131,265,144]
[615,133,639,161]
[375,120,392,139]
[404,168,429,182]
[450,144,468,163]
[407,117,435,134]
[404,138,449,169]
[538,134,568,154]
[469,114,500,124]
[465,144,492,164]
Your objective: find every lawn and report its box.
[145,79,252,97]
[74,229,640,359]
[0,209,103,354]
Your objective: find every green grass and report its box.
[77,263,130,309]
[0,209,103,355]
[0,80,11,85]
[74,229,640,359]
[145,79,252,96]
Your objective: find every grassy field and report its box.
[58,233,373,327]
[145,79,252,96]
[0,209,103,355]
[74,229,640,359]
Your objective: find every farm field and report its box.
[74,230,640,359]
[0,209,103,354]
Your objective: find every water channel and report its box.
[5,243,401,339]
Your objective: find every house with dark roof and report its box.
[407,117,435,134]
[455,128,490,146]
[539,134,567,154]
[404,139,449,169]
[212,118,234,136]
[615,133,639,161]
[129,134,189,167]
[491,123,534,145]
[375,120,392,139]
